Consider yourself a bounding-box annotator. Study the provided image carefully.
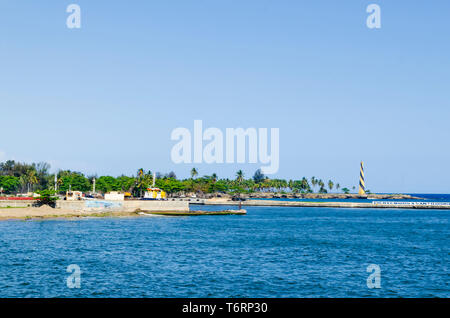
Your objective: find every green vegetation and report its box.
[0,206,26,209]
[36,190,58,207]
[0,160,357,197]
[0,176,20,194]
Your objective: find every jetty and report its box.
[199,199,450,210]
[138,209,247,216]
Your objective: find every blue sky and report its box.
[1,1,449,193]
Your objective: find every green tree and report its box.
[59,173,91,193]
[26,169,38,192]
[116,175,136,192]
[253,169,265,184]
[236,170,244,183]
[0,176,20,194]
[311,177,317,192]
[36,189,58,207]
[191,168,198,179]
[96,176,118,193]
[328,180,334,192]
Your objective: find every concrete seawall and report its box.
[0,200,34,208]
[56,200,189,212]
[0,200,189,212]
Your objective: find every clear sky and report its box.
[1,1,449,193]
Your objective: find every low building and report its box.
[66,191,83,201]
[104,191,125,201]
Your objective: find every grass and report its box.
[0,206,27,209]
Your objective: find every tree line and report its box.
[0,160,356,196]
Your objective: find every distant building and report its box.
[66,191,83,201]
[104,191,125,201]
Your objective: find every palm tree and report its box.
[236,170,244,183]
[328,180,334,192]
[211,173,218,183]
[19,175,27,193]
[318,179,324,188]
[26,170,38,193]
[235,170,244,210]
[336,183,340,191]
[191,168,198,179]
[311,177,317,192]
[301,177,310,193]
[135,172,152,197]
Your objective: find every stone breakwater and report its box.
[203,199,450,210]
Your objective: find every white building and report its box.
[104,191,125,201]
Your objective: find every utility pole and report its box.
[93,177,96,193]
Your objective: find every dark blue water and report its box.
[409,193,450,202]
[0,206,448,298]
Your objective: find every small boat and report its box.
[141,187,167,200]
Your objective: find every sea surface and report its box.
[253,193,450,203]
[0,204,448,298]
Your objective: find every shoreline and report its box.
[202,198,450,209]
[0,206,247,221]
[206,193,423,200]
[0,206,141,221]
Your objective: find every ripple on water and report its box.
[0,207,448,297]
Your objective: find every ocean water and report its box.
[0,205,448,298]
[253,193,450,203]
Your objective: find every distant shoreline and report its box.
[202,198,450,209]
[201,192,423,200]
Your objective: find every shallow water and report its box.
[0,206,448,297]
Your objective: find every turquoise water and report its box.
[0,206,448,298]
